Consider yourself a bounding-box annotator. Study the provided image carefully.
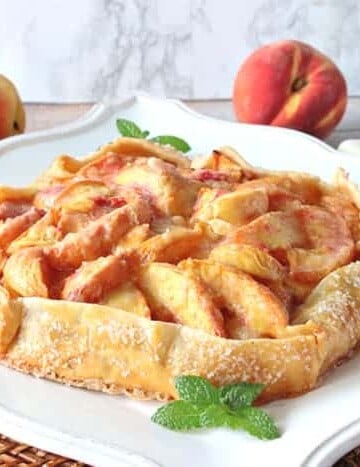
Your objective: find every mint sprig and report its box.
[115,118,191,153]
[151,376,280,440]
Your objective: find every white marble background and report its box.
[0,0,359,102]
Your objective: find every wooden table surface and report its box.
[25,98,360,148]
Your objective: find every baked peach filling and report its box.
[0,137,358,343]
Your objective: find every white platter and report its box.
[0,94,360,467]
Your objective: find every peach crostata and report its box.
[0,135,360,403]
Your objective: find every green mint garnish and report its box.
[151,400,203,431]
[200,405,279,439]
[116,119,145,139]
[151,375,280,440]
[116,118,191,153]
[150,135,191,153]
[219,382,265,410]
[175,375,219,404]
[232,406,281,440]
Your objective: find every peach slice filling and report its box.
[179,258,288,339]
[231,206,354,286]
[137,262,226,337]
[0,139,358,350]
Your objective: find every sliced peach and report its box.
[179,259,288,338]
[54,180,110,213]
[191,152,241,174]
[234,168,327,204]
[192,186,268,225]
[288,247,354,284]
[0,200,33,220]
[0,249,7,274]
[332,168,360,209]
[267,188,302,211]
[34,155,82,188]
[33,185,65,210]
[188,147,246,185]
[0,186,36,204]
[115,159,200,217]
[205,219,235,236]
[233,178,302,211]
[56,211,94,234]
[101,281,151,318]
[190,169,243,186]
[3,247,50,297]
[56,185,151,235]
[232,211,307,261]
[210,147,249,171]
[137,262,226,337]
[238,175,325,206]
[77,153,127,181]
[137,226,204,264]
[261,279,293,311]
[285,277,314,305]
[288,205,354,283]
[214,146,254,168]
[266,174,326,205]
[321,194,360,243]
[45,204,147,270]
[62,253,135,303]
[108,185,154,219]
[209,243,285,281]
[0,207,44,250]
[191,146,252,172]
[191,188,224,218]
[7,211,61,253]
[150,215,187,233]
[115,224,152,254]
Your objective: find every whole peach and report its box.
[233,40,347,139]
[0,75,25,140]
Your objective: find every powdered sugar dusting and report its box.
[166,326,318,396]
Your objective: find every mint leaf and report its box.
[175,375,219,404]
[220,382,264,410]
[234,407,281,440]
[200,405,280,440]
[151,135,191,153]
[151,400,203,431]
[200,404,233,428]
[116,119,146,138]
[199,405,252,431]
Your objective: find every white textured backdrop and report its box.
[0,0,359,101]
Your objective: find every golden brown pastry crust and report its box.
[0,261,358,403]
[0,296,321,402]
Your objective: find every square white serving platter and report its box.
[0,94,360,467]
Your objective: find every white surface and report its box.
[0,95,360,466]
[1,0,360,100]
[338,138,360,155]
